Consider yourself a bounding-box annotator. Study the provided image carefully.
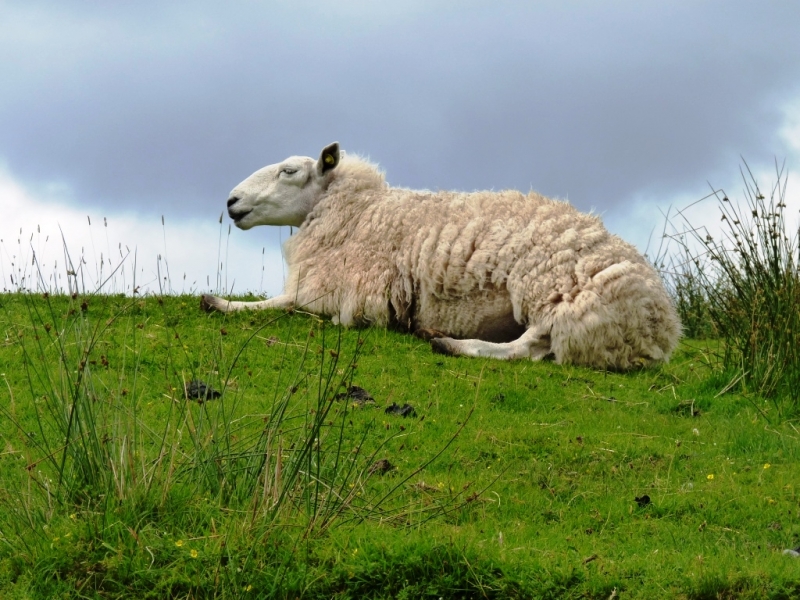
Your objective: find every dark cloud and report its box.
[2,1,800,225]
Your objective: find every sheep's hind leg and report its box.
[414,328,449,342]
[430,327,551,361]
[200,293,294,313]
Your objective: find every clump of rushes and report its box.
[671,162,800,415]
[662,243,716,340]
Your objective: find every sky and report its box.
[2,1,800,296]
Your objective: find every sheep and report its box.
[202,142,680,370]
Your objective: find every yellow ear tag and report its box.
[325,154,335,164]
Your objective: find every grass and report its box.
[2,292,800,598]
[663,162,800,416]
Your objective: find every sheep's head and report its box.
[227,142,340,229]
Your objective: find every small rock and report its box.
[184,379,221,401]
[385,402,416,417]
[368,459,395,475]
[783,548,800,558]
[336,385,375,405]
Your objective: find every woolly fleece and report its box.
[267,153,680,370]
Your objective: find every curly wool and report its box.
[280,155,680,370]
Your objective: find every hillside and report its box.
[1,293,799,598]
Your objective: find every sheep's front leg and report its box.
[430,326,552,361]
[200,293,294,313]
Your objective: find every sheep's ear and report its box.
[317,142,340,175]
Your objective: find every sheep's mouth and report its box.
[228,208,252,224]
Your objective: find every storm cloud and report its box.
[2,1,800,293]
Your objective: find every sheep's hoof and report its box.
[430,337,456,356]
[200,294,220,313]
[414,328,447,342]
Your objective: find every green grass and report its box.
[2,292,800,598]
[663,163,800,414]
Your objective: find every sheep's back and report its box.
[272,154,680,368]
[297,187,628,308]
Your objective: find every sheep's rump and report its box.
[282,169,679,369]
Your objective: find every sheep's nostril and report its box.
[227,196,240,208]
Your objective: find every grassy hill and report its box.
[1,292,799,598]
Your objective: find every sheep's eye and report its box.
[281,168,298,176]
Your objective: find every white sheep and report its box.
[202,142,680,370]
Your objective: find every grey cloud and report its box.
[1,1,800,225]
